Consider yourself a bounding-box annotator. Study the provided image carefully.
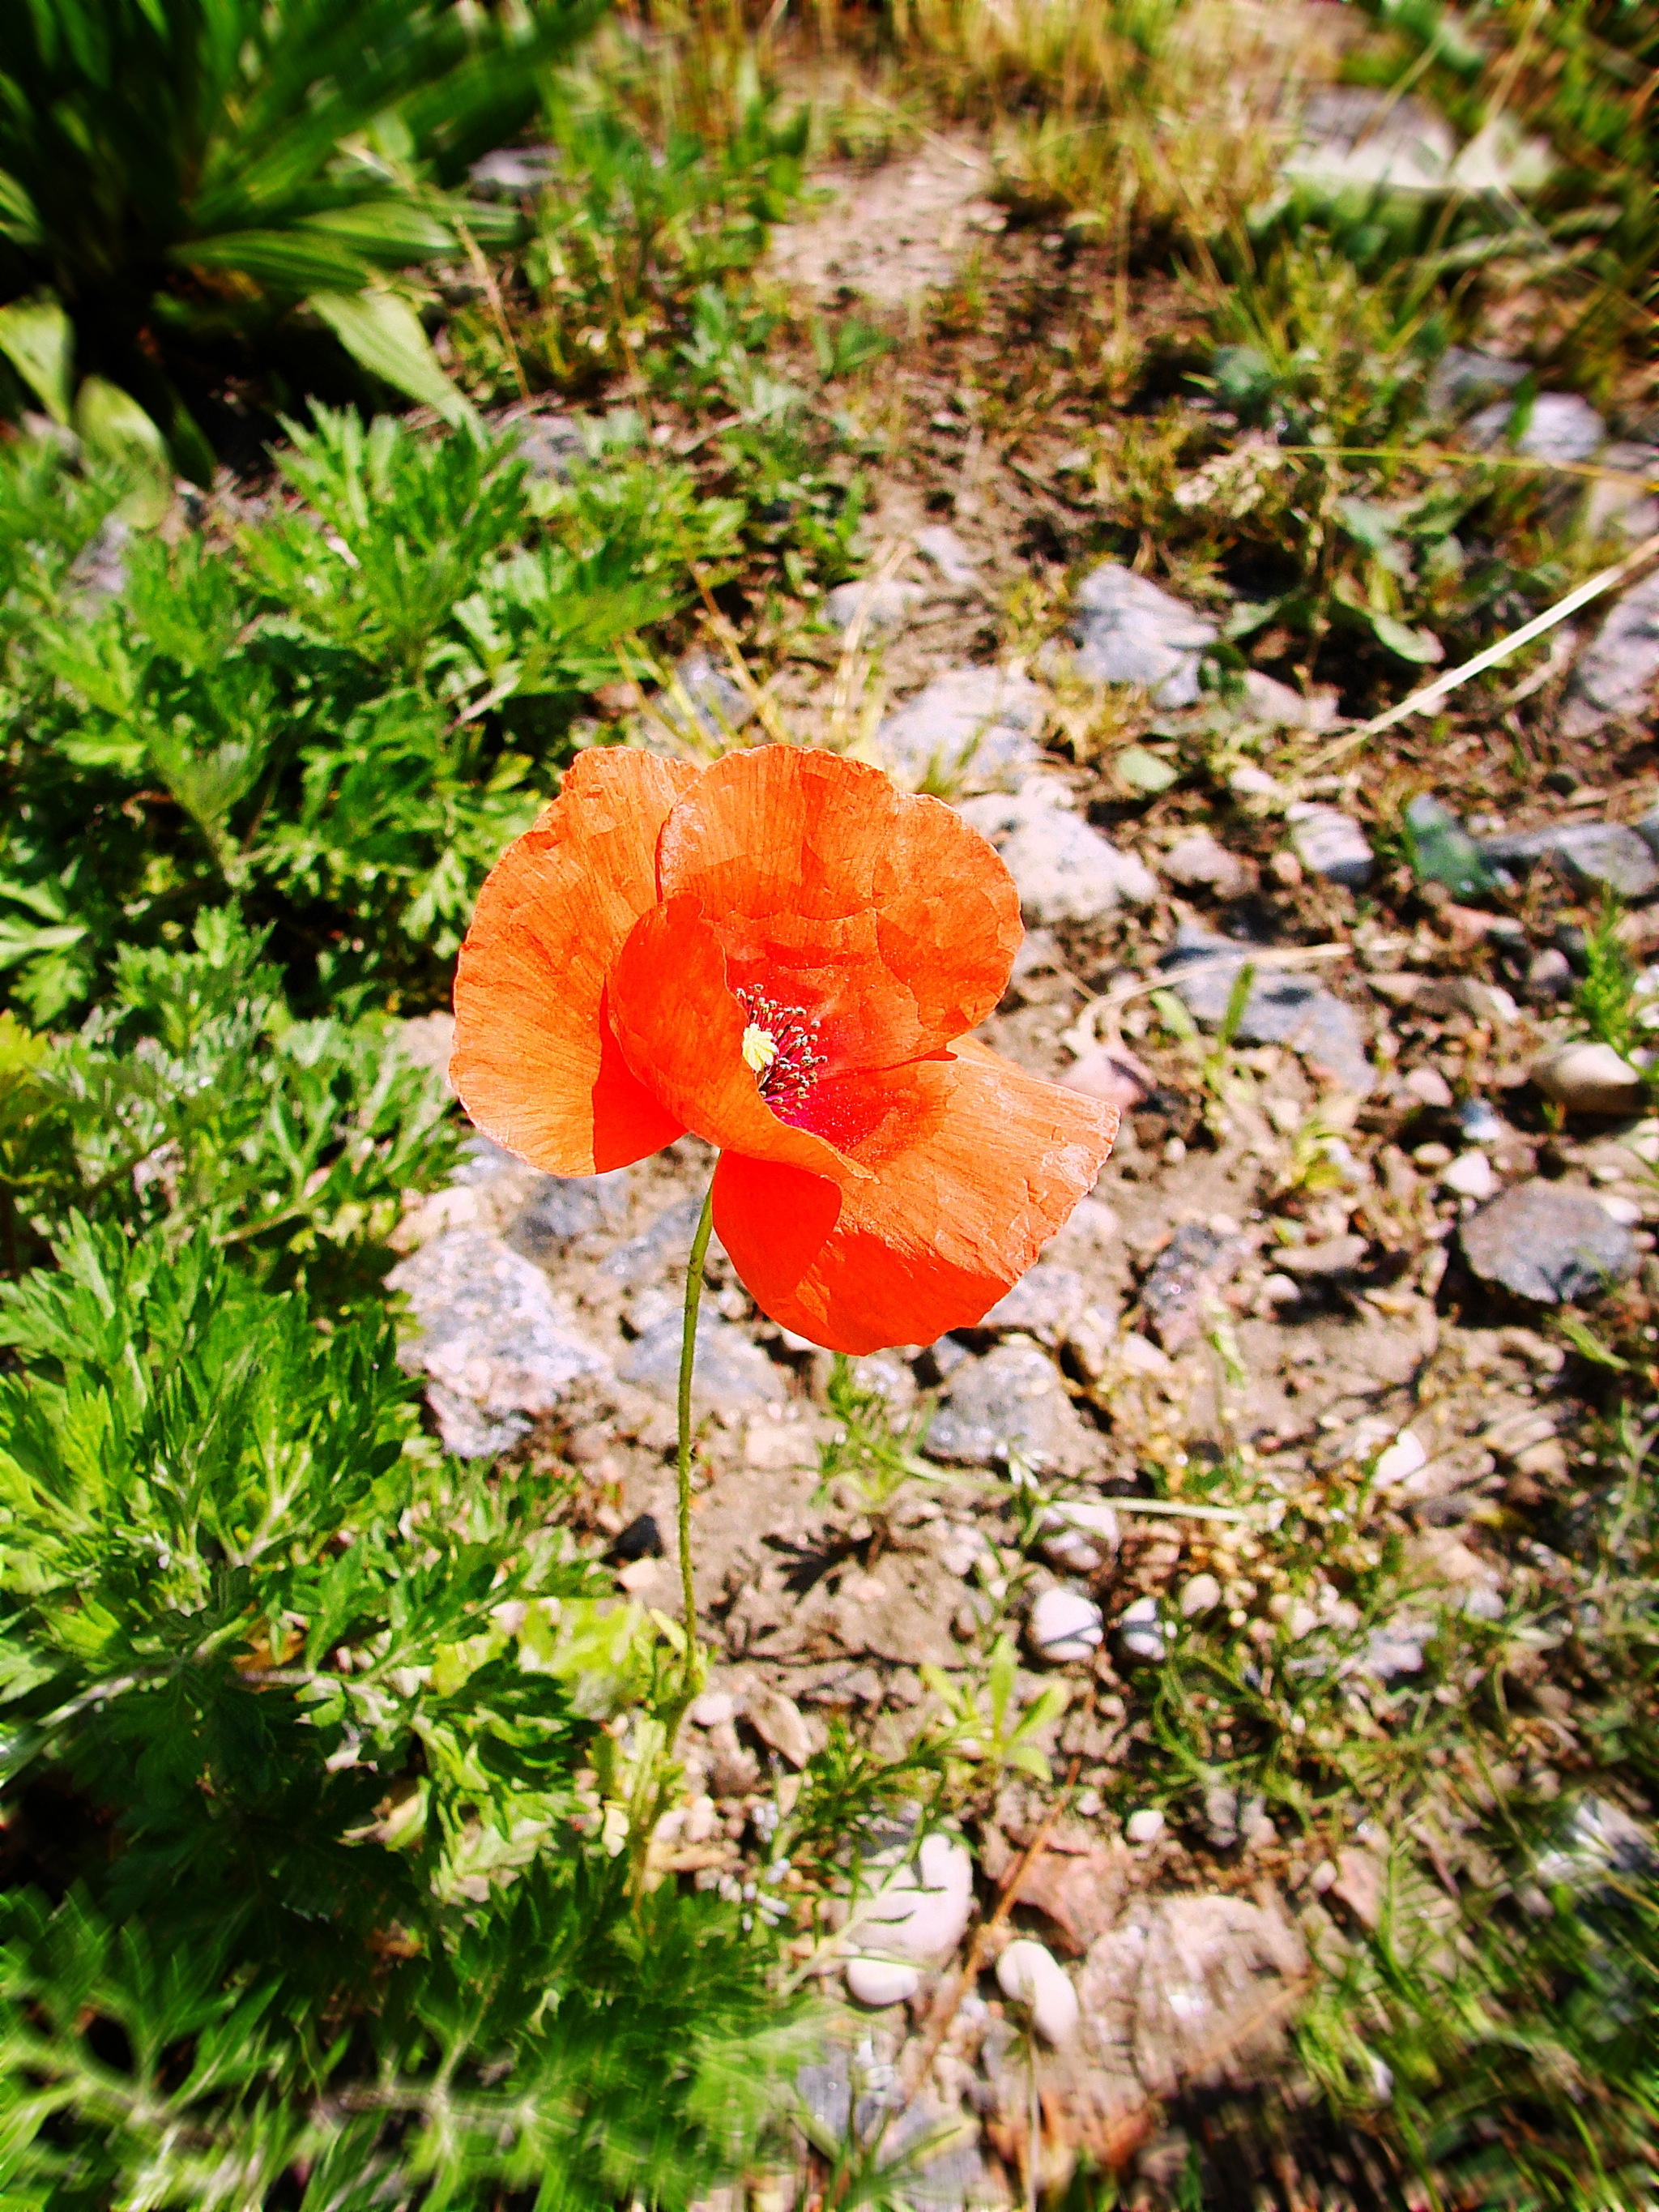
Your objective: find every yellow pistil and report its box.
[741,1022,779,1079]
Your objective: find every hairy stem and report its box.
[676,1174,716,1696]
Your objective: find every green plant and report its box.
[816,1356,953,1559]
[0,0,606,467]
[0,1213,803,2207]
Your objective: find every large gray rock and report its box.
[876,664,1045,794]
[957,782,1157,925]
[1070,562,1218,708]
[1283,87,1454,196]
[1427,347,1528,418]
[928,1343,1091,1472]
[1160,929,1375,1095]
[1478,818,1659,901]
[1139,1223,1246,1351]
[1461,1181,1636,1304]
[506,1168,633,1261]
[619,1310,786,1419]
[1563,568,1659,736]
[1467,390,1606,466]
[979,1261,1087,1342]
[388,1230,607,1456]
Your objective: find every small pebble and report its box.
[1125,1808,1166,1845]
[996,1939,1081,2045]
[1458,1099,1504,1145]
[846,1957,921,2007]
[1532,1040,1646,1117]
[1116,1595,1166,1663]
[1030,1586,1104,1663]
[1599,1194,1644,1226]
[1179,1573,1223,1617]
[1374,1430,1428,1485]
[1401,1065,1455,1109]
[1412,1142,1453,1168]
[1442,1151,1497,1200]
[689,1691,736,1727]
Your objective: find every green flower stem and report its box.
[676,1174,717,1697]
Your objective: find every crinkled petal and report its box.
[713,1040,1118,1354]
[451,747,697,1175]
[608,896,868,1183]
[656,746,1021,1073]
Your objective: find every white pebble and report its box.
[689,1690,736,1727]
[1599,1193,1644,1226]
[1373,1431,1427,1485]
[1116,1594,1166,1662]
[996,1939,1081,2045]
[1442,1151,1497,1200]
[1179,1573,1222,1618]
[1125,1808,1166,1845]
[848,1833,974,1966]
[846,1957,921,2007]
[1030,1586,1104,1663]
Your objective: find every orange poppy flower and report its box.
[450,745,1117,1356]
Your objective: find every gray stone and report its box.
[505,412,584,480]
[1283,87,1455,197]
[1467,389,1606,466]
[1161,831,1255,899]
[928,1343,1090,1471]
[915,523,979,587]
[470,144,557,195]
[824,576,928,634]
[388,1230,606,1457]
[1359,1614,1431,1682]
[1202,1783,1270,1851]
[876,664,1045,794]
[506,1168,633,1260]
[1070,562,1218,708]
[957,782,1157,925]
[654,650,757,745]
[1461,1180,1636,1304]
[1239,670,1339,729]
[1563,568,1659,735]
[1139,1224,1243,1351]
[1427,347,1528,418]
[1582,442,1659,544]
[1478,818,1659,900]
[1159,929,1375,1095]
[600,1197,706,1288]
[1286,803,1374,890]
[1116,1595,1167,1663]
[979,1262,1086,1342]
[618,1311,785,1418]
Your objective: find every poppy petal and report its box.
[713,1042,1117,1354]
[656,747,1021,1073]
[608,895,869,1183]
[451,746,697,1174]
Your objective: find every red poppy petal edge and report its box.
[450,746,696,1175]
[714,1043,1117,1354]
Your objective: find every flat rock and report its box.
[1563,568,1659,735]
[1478,818,1659,900]
[1467,390,1606,465]
[1159,929,1375,1095]
[506,1167,633,1260]
[957,782,1156,925]
[1461,1180,1636,1304]
[1283,86,1455,196]
[1239,670,1339,729]
[823,576,928,634]
[1077,1894,1307,2103]
[1070,562,1218,708]
[388,1230,606,1457]
[1286,803,1374,890]
[876,664,1045,794]
[619,1311,786,1416]
[1139,1223,1244,1351]
[928,1343,1092,1472]
[1427,347,1528,417]
[1583,442,1659,544]
[980,1261,1087,1342]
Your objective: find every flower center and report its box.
[736,988,826,1104]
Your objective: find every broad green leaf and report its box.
[0,293,74,424]
[1368,610,1444,664]
[173,228,377,295]
[307,290,479,432]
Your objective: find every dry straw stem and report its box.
[1314,525,1659,765]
